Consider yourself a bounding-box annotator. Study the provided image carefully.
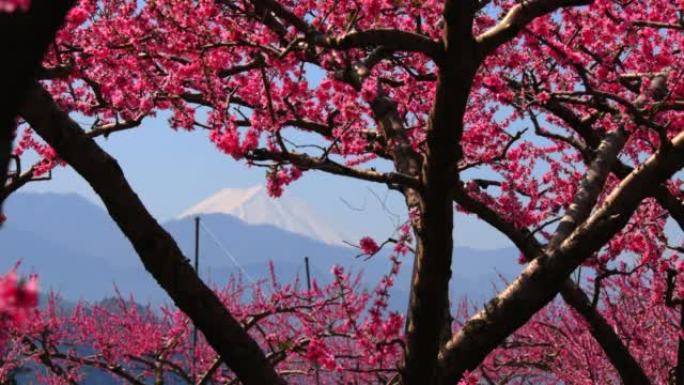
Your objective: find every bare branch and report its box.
[245,148,419,189]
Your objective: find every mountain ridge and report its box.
[179,185,346,245]
[2,191,522,307]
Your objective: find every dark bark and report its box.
[400,1,599,383]
[0,0,73,214]
[20,82,285,385]
[400,4,478,380]
[655,187,684,231]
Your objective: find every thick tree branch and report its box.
[538,93,684,233]
[318,29,442,58]
[475,0,593,58]
[546,129,627,250]
[453,183,652,385]
[401,29,478,385]
[0,0,74,217]
[19,82,286,385]
[438,132,684,385]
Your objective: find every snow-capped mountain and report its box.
[179,185,346,245]
[2,191,521,306]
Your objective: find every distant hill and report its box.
[1,191,522,308]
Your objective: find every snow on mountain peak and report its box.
[179,186,345,245]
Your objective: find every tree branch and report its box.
[1,118,144,202]
[245,148,419,189]
[400,4,483,381]
[437,132,684,385]
[546,129,627,250]
[454,182,651,385]
[536,88,684,235]
[318,29,442,58]
[559,281,651,385]
[475,0,593,58]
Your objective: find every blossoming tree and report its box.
[5,265,684,385]
[0,266,408,384]
[1,229,411,384]
[467,266,684,385]
[1,0,684,384]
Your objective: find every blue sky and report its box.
[18,112,514,249]
[16,110,682,251]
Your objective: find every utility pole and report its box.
[304,256,312,291]
[304,256,320,385]
[192,216,200,381]
[194,216,200,273]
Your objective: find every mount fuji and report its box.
[179,185,346,245]
[0,189,521,307]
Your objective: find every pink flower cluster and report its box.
[265,166,302,198]
[0,0,29,12]
[0,268,404,384]
[359,236,380,255]
[0,270,38,340]
[14,128,61,177]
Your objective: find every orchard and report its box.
[1,0,684,384]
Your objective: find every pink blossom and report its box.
[457,371,478,385]
[66,6,89,25]
[359,236,380,255]
[0,0,29,12]
[0,270,38,339]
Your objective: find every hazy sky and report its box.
[18,112,514,249]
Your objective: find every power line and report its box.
[198,220,256,284]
